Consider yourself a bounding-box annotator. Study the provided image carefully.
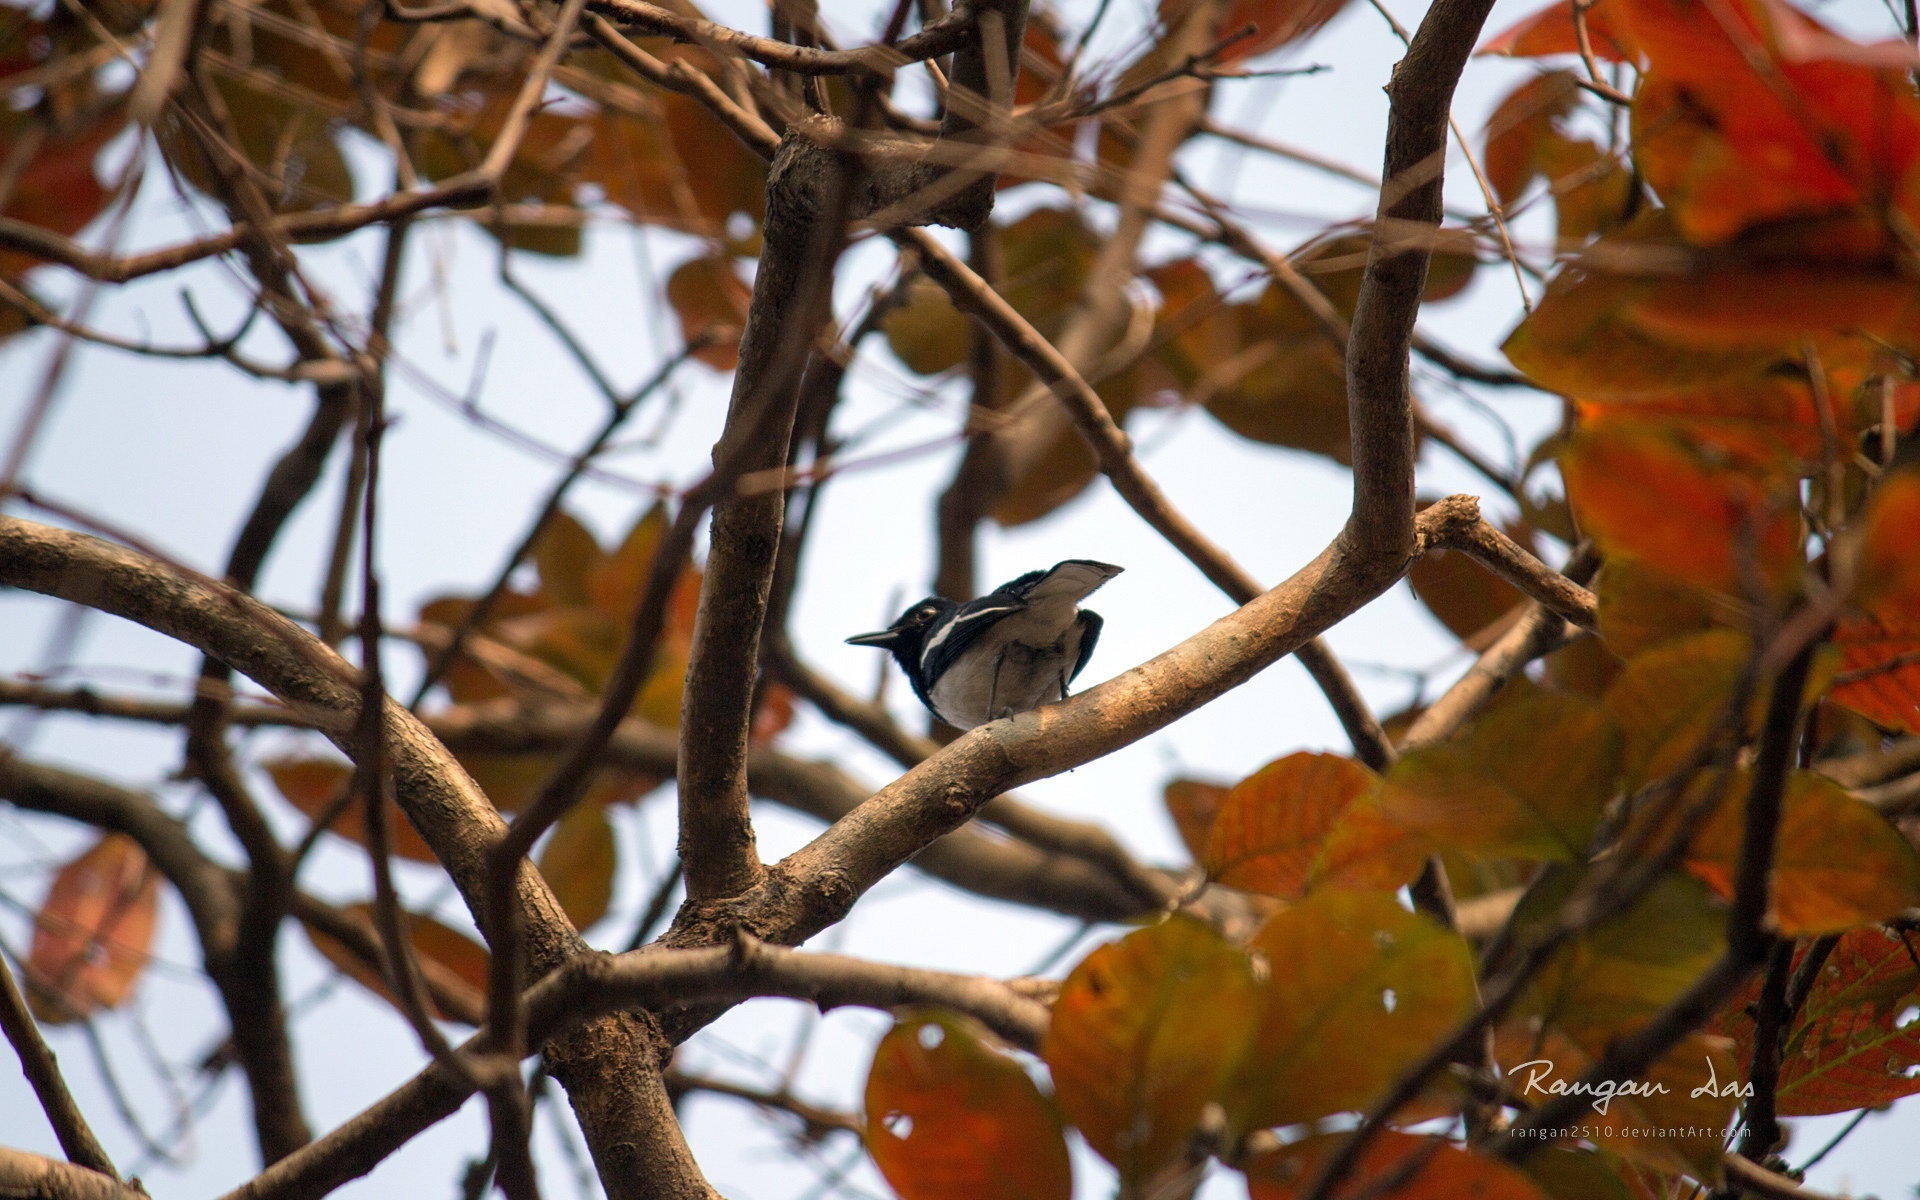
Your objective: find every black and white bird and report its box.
[846,560,1123,730]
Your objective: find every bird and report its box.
[846,560,1123,730]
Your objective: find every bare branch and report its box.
[0,952,118,1179]
[0,1148,145,1200]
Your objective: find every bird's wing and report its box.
[1068,609,1104,685]
[918,599,1024,688]
[1015,560,1123,606]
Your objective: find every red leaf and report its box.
[864,1011,1072,1200]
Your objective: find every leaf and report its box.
[1502,241,1780,402]
[1246,1130,1547,1200]
[589,502,671,621]
[1856,469,1920,609]
[1310,792,1432,895]
[864,1010,1072,1200]
[1315,683,1614,887]
[265,756,440,863]
[1229,890,1477,1131]
[1372,692,1621,864]
[301,904,489,1025]
[1478,0,1642,62]
[1484,72,1584,208]
[27,835,159,1023]
[1202,752,1376,898]
[1720,927,1920,1115]
[1602,628,1750,785]
[1509,867,1726,1038]
[1494,1025,1739,1175]
[1561,425,1802,597]
[1187,230,1470,463]
[1158,0,1354,61]
[1592,558,1733,661]
[883,278,973,376]
[533,510,604,609]
[1615,0,1920,246]
[538,803,617,930]
[1679,769,1920,934]
[1163,778,1231,862]
[158,67,355,214]
[666,254,752,371]
[1042,916,1259,1190]
[1830,613,1920,732]
[0,107,125,278]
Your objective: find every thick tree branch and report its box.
[0,517,716,1200]
[903,228,1395,768]
[0,1148,145,1200]
[217,942,1045,1200]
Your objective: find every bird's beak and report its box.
[845,629,901,648]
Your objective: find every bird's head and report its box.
[846,596,951,664]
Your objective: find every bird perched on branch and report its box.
[847,560,1123,730]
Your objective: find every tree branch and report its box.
[0,952,118,1179]
[0,1148,145,1200]
[0,517,717,1200]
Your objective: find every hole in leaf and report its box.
[1382,988,1397,1013]
[917,1024,944,1051]
[881,1111,912,1139]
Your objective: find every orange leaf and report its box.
[1501,225,1780,401]
[1229,891,1476,1131]
[1483,72,1584,207]
[1163,777,1231,862]
[1042,916,1259,1190]
[301,904,489,1025]
[666,254,751,371]
[0,108,125,277]
[750,682,796,746]
[1855,469,1920,610]
[1616,0,1920,245]
[27,834,159,1023]
[1478,0,1642,61]
[1680,769,1920,934]
[1310,793,1432,894]
[1247,1130,1546,1200]
[1561,425,1802,596]
[864,1011,1072,1200]
[1202,752,1376,898]
[265,756,440,863]
[1159,0,1353,61]
[538,802,617,930]
[1592,558,1730,660]
[589,503,669,621]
